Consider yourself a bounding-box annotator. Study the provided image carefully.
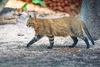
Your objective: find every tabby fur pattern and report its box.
[26,16,94,49]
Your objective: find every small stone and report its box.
[17,33,24,36]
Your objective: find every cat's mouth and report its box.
[26,24,30,27]
[27,21,33,27]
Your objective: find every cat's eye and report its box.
[29,15,32,18]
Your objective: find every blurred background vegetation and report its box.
[0,0,82,16]
[21,0,82,16]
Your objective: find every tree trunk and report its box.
[80,0,100,40]
[0,0,9,12]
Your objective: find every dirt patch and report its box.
[0,41,100,67]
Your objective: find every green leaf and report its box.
[32,0,46,7]
[22,2,28,8]
[32,0,40,4]
[22,2,28,11]
[39,1,46,7]
[23,7,27,11]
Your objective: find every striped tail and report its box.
[82,22,94,45]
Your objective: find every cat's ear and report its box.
[29,15,32,18]
[34,11,37,22]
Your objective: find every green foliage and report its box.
[22,0,46,11]
[22,2,28,11]
[32,0,46,7]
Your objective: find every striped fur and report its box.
[26,16,94,49]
